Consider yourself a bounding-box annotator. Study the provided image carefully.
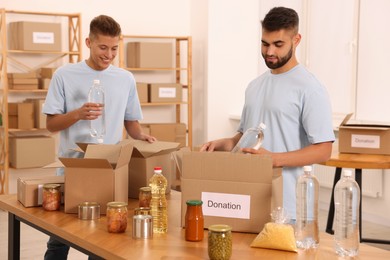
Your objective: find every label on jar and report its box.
[201,192,250,219]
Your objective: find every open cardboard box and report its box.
[51,139,134,214]
[339,113,390,155]
[128,140,180,198]
[174,150,282,233]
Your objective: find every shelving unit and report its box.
[118,35,192,148]
[0,9,82,194]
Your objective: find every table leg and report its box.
[8,212,20,260]
[326,167,342,235]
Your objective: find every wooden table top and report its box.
[1,191,389,259]
[319,148,390,169]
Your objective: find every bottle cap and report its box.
[258,122,266,130]
[303,165,312,172]
[93,79,100,84]
[154,166,162,171]
[343,169,353,177]
[186,200,203,206]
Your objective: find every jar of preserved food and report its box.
[106,202,128,233]
[138,186,152,207]
[208,224,232,260]
[134,207,151,216]
[185,200,204,241]
[42,184,61,211]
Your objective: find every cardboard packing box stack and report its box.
[174,151,283,233]
[39,67,57,89]
[17,176,64,207]
[25,98,47,129]
[339,113,390,155]
[8,102,34,129]
[7,72,39,90]
[142,123,187,148]
[8,21,62,51]
[127,42,173,68]
[136,82,148,103]
[128,140,180,199]
[149,83,183,103]
[58,140,134,214]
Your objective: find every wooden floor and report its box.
[1,167,389,259]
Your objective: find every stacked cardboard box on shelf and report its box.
[38,67,57,89]
[127,42,172,68]
[149,83,183,103]
[7,72,39,90]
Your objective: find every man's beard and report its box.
[262,46,293,70]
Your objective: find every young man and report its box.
[43,15,155,259]
[200,7,335,220]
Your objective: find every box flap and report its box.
[84,144,121,164]
[9,129,51,137]
[172,147,191,175]
[59,158,113,169]
[115,140,134,167]
[44,160,64,168]
[132,140,180,158]
[340,113,390,130]
[182,151,274,183]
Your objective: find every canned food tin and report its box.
[78,202,100,220]
[132,214,153,239]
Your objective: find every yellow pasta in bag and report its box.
[250,207,297,252]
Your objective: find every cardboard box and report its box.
[17,176,64,207]
[128,140,180,198]
[26,98,46,129]
[176,151,283,233]
[9,136,56,168]
[39,78,51,90]
[8,102,34,129]
[7,72,38,79]
[339,113,390,155]
[39,67,57,78]
[136,82,148,103]
[127,42,172,68]
[61,140,134,214]
[143,123,187,147]
[149,83,182,103]
[8,21,62,51]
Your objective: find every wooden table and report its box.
[320,150,390,244]
[1,191,390,260]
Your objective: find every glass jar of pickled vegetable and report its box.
[208,224,232,260]
[138,186,152,207]
[42,184,61,211]
[106,202,128,233]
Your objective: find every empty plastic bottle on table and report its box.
[88,79,105,143]
[334,169,360,257]
[295,165,319,249]
[231,122,266,153]
[149,166,168,233]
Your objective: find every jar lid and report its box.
[79,202,100,208]
[107,201,128,208]
[43,183,61,189]
[139,186,151,192]
[208,224,232,232]
[186,200,203,206]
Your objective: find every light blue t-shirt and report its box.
[238,64,335,219]
[43,61,142,161]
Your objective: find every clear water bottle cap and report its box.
[343,169,353,177]
[303,165,312,172]
[93,79,100,84]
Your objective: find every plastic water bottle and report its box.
[88,79,105,143]
[295,165,319,249]
[149,166,168,233]
[334,169,360,257]
[231,122,266,153]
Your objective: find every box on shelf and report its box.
[9,135,56,169]
[39,78,51,90]
[174,151,283,233]
[149,83,182,103]
[8,102,34,129]
[17,176,64,207]
[39,67,57,78]
[136,82,148,103]
[128,140,180,198]
[59,140,134,214]
[142,123,187,147]
[339,113,390,155]
[7,72,38,79]
[127,42,173,68]
[8,75,39,90]
[25,98,46,129]
[8,21,62,51]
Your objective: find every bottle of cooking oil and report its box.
[149,166,168,233]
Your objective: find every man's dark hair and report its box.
[261,7,299,34]
[89,15,121,39]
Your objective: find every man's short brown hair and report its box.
[89,15,121,39]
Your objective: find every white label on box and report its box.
[33,32,55,44]
[159,87,176,98]
[201,192,250,219]
[351,134,380,149]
